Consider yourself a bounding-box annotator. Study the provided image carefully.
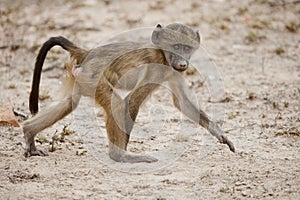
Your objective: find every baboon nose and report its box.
[179,63,187,68]
[175,61,188,71]
[178,61,188,69]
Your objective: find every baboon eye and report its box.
[184,46,191,51]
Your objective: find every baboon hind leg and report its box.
[23,91,81,157]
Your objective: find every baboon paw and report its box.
[220,135,235,153]
[24,149,49,157]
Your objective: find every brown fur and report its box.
[23,23,235,162]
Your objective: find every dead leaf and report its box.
[0,106,20,127]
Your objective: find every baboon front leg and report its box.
[23,93,81,157]
[172,93,235,152]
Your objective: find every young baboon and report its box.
[23,23,235,163]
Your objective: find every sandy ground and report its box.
[0,0,300,199]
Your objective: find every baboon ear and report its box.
[195,30,201,43]
[152,24,163,45]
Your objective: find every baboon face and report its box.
[151,23,200,72]
[162,44,193,72]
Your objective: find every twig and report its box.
[42,60,62,72]
[0,45,9,49]
[7,176,15,184]
[0,44,21,50]
[224,123,256,133]
[269,0,300,7]
[50,130,59,152]
[13,109,29,119]
[208,96,232,103]
[56,24,101,31]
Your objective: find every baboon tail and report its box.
[29,36,88,114]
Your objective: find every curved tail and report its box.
[29,36,88,114]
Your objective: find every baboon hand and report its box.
[109,146,158,163]
[116,153,158,163]
[220,135,235,153]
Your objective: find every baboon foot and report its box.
[24,149,49,157]
[24,141,49,157]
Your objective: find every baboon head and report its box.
[151,23,200,72]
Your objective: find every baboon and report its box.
[23,23,235,163]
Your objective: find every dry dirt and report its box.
[0,0,300,199]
